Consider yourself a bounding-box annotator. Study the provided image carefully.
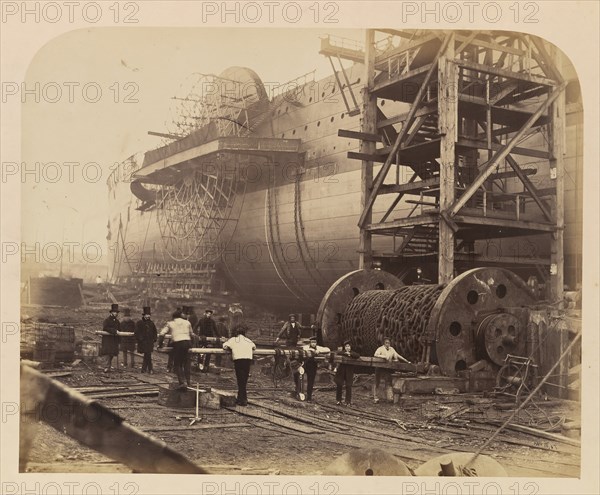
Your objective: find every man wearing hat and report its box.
[298,337,330,402]
[276,314,303,347]
[135,307,158,373]
[119,308,136,369]
[194,309,217,372]
[335,340,360,405]
[100,304,121,373]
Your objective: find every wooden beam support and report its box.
[549,47,566,303]
[490,81,519,105]
[380,176,440,195]
[457,59,556,87]
[500,86,550,106]
[489,168,537,181]
[404,114,429,146]
[455,33,526,57]
[372,63,432,94]
[373,33,439,68]
[348,151,386,163]
[377,102,437,129]
[366,213,439,232]
[380,173,418,223]
[454,252,551,266]
[447,82,566,218]
[453,214,556,232]
[474,126,515,139]
[528,35,564,84]
[455,32,479,54]
[477,120,553,222]
[457,138,550,159]
[438,33,457,283]
[359,34,452,228]
[359,29,377,269]
[338,129,382,142]
[458,95,549,127]
[406,200,437,206]
[395,229,417,254]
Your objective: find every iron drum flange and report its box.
[316,269,403,350]
[426,268,536,376]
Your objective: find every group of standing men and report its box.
[156,307,256,404]
[101,306,406,407]
[100,303,158,373]
[100,303,248,400]
[276,314,407,406]
[275,313,356,405]
[276,314,332,403]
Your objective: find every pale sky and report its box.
[22,27,365,250]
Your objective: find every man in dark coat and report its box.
[276,314,302,347]
[194,309,217,372]
[135,306,157,373]
[335,340,360,406]
[214,316,229,367]
[100,303,120,373]
[119,308,136,368]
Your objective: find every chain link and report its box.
[341,285,444,360]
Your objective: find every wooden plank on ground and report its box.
[225,405,320,434]
[143,423,250,432]
[250,399,350,432]
[487,420,581,447]
[86,390,159,399]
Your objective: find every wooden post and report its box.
[359,29,376,269]
[438,33,457,283]
[549,47,565,304]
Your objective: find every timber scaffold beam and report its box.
[328,30,566,300]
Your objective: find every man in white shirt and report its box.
[373,337,406,403]
[158,310,194,389]
[223,325,256,406]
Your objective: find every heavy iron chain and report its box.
[340,285,444,361]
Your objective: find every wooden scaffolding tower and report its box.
[323,30,566,302]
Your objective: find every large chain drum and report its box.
[336,268,536,376]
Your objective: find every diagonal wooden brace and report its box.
[528,35,564,84]
[358,34,453,228]
[477,120,553,222]
[447,81,566,218]
[440,210,459,233]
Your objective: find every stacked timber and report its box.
[20,322,75,364]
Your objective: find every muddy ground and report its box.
[20,305,581,477]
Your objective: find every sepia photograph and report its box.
[1,2,599,494]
